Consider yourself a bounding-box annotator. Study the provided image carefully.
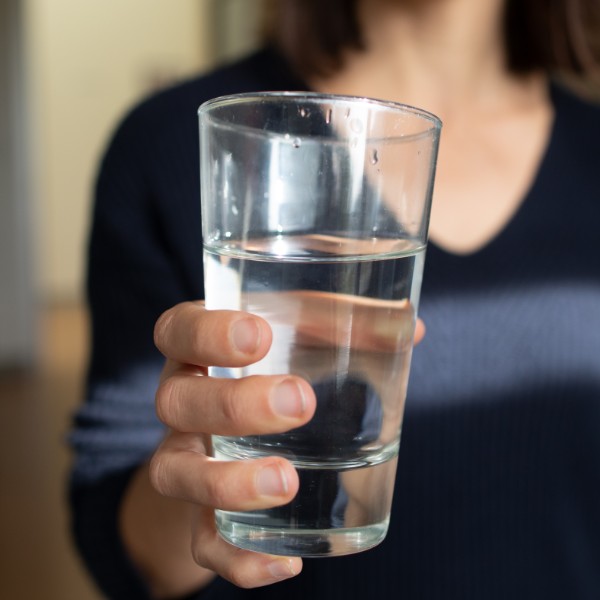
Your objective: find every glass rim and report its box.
[198,91,442,142]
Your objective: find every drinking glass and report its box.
[199,92,441,557]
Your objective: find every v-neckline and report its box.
[263,46,562,263]
[427,81,560,261]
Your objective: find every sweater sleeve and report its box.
[67,48,311,599]
[68,99,193,599]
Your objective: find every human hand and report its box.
[149,298,424,589]
[149,301,316,588]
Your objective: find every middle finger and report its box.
[156,370,316,436]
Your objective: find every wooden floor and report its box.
[0,304,104,599]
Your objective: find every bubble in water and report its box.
[292,138,301,148]
[371,149,379,165]
[345,108,351,119]
[325,108,332,124]
[231,205,239,216]
[299,107,309,118]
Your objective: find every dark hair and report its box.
[262,0,363,77]
[264,0,600,83]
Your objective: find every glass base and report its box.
[216,513,389,557]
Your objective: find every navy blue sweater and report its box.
[69,48,600,599]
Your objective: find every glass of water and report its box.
[199,92,441,557]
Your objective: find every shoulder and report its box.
[548,81,600,176]
[551,81,600,140]
[106,47,304,152]
[550,80,600,115]
[542,82,600,231]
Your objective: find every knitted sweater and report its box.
[69,47,600,599]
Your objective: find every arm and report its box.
[69,100,311,598]
[69,99,196,598]
[70,87,426,598]
[119,462,212,597]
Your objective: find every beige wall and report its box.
[25,0,214,301]
[1,0,37,364]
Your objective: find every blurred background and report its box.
[0,0,265,597]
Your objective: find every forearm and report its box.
[119,463,216,599]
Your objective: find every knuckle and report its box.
[190,544,209,569]
[226,566,254,589]
[188,332,206,363]
[208,472,233,508]
[190,530,212,569]
[148,452,172,497]
[220,383,247,430]
[155,378,178,427]
[190,508,222,568]
[153,308,175,353]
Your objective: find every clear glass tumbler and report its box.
[199,92,441,557]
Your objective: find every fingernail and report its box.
[256,464,288,497]
[231,318,260,354]
[267,558,298,580]
[270,379,306,418]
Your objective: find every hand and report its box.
[149,301,317,588]
[143,298,424,593]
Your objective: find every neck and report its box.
[311,0,546,120]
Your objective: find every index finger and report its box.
[154,301,273,367]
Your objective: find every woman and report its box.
[69,0,600,598]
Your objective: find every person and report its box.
[68,0,600,598]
